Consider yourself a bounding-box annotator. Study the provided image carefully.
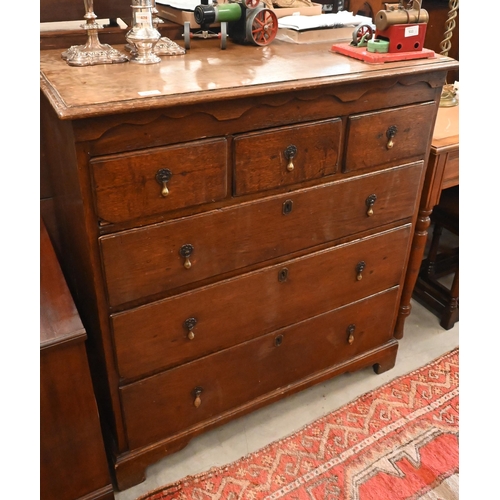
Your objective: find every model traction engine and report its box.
[352,0,429,54]
[184,0,278,49]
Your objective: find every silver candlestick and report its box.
[126,0,162,64]
[152,0,185,56]
[61,0,128,66]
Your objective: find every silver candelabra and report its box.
[61,0,128,66]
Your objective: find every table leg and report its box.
[394,206,432,339]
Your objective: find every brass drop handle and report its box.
[356,261,366,281]
[386,125,397,149]
[365,194,377,217]
[284,145,297,172]
[184,317,197,340]
[180,244,194,269]
[155,168,172,197]
[347,324,356,345]
[193,387,203,408]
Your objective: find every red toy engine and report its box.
[374,0,429,53]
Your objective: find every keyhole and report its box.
[282,200,293,215]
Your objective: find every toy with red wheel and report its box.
[351,23,374,47]
[184,20,229,50]
[247,7,278,45]
[226,0,277,46]
[184,0,278,49]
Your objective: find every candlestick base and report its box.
[62,27,129,66]
[155,37,185,56]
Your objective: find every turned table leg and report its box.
[394,207,432,339]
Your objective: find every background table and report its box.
[395,104,459,337]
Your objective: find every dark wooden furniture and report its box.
[395,103,458,336]
[40,218,114,500]
[413,185,459,329]
[40,0,130,23]
[40,39,457,490]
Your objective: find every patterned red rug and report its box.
[139,348,459,500]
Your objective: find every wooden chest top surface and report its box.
[40,39,457,119]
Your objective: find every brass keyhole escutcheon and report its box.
[356,261,366,281]
[347,324,355,345]
[282,199,294,215]
[284,145,297,172]
[184,317,197,340]
[274,334,284,347]
[180,244,194,269]
[278,268,289,282]
[155,168,172,197]
[386,125,397,149]
[365,194,377,217]
[193,387,203,408]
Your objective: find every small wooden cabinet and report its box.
[40,40,457,490]
[40,218,114,500]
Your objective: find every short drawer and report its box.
[112,225,411,379]
[233,119,342,196]
[90,138,228,223]
[120,287,399,449]
[100,161,423,307]
[344,102,436,172]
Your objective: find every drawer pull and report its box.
[184,317,197,340]
[356,261,366,281]
[155,168,172,197]
[365,194,377,217]
[180,244,194,269]
[193,387,203,408]
[284,145,297,172]
[347,324,356,344]
[282,199,294,215]
[386,125,398,149]
[274,334,284,347]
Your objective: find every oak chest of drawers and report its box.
[40,40,457,490]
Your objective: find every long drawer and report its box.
[101,161,423,307]
[120,287,399,449]
[112,225,411,379]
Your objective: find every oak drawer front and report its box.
[90,138,228,224]
[120,287,399,449]
[101,162,423,307]
[344,102,435,172]
[112,226,410,379]
[233,119,342,196]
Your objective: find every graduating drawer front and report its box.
[120,287,399,449]
[233,119,342,196]
[100,161,423,307]
[344,102,436,172]
[112,225,411,379]
[90,138,228,224]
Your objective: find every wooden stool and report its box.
[413,186,459,329]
